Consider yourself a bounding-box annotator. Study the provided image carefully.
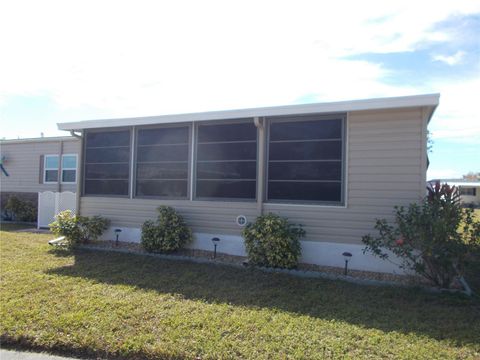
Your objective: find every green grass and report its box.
[464,209,480,294]
[1,230,479,359]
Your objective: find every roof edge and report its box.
[58,93,440,131]
[0,136,78,144]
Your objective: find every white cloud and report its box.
[428,77,480,144]
[432,51,466,65]
[0,0,479,127]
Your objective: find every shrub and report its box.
[50,210,110,246]
[141,206,192,253]
[464,202,480,209]
[242,213,305,269]
[362,182,480,288]
[49,210,81,246]
[77,215,110,243]
[4,195,37,222]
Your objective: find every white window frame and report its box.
[61,153,78,184]
[44,154,59,184]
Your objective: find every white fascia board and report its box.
[429,178,480,187]
[439,181,480,187]
[0,136,78,144]
[57,93,440,131]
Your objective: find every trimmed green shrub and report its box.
[243,213,305,269]
[77,215,110,243]
[141,206,193,253]
[50,210,110,246]
[362,182,480,288]
[49,210,81,246]
[4,195,37,222]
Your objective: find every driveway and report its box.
[0,349,80,360]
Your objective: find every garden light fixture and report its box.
[211,237,220,259]
[114,229,122,246]
[342,251,352,276]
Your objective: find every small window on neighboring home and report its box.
[44,155,59,183]
[61,154,77,183]
[460,187,477,196]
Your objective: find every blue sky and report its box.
[0,0,479,180]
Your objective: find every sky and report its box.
[0,0,479,180]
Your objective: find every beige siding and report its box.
[460,187,480,204]
[63,140,79,156]
[79,107,428,245]
[264,107,426,244]
[81,197,259,236]
[0,138,80,193]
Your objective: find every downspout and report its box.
[58,141,63,192]
[71,130,83,216]
[254,117,265,216]
[70,130,82,139]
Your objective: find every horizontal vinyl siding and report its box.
[63,141,79,155]
[80,197,259,235]
[264,107,425,244]
[0,140,80,193]
[79,107,426,245]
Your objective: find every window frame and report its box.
[82,127,132,198]
[460,187,477,196]
[265,113,346,206]
[43,154,59,184]
[193,118,259,202]
[133,122,192,200]
[61,153,78,184]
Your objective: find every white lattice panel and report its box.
[37,191,77,228]
[58,191,76,215]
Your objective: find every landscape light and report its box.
[342,252,352,276]
[211,237,220,259]
[114,229,122,247]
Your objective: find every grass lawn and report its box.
[1,230,479,359]
[473,208,480,222]
[465,209,480,293]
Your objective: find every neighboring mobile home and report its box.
[430,179,480,207]
[57,94,439,273]
[0,136,80,219]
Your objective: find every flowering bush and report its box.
[362,182,480,288]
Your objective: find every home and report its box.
[430,178,480,207]
[52,94,438,273]
[0,136,81,224]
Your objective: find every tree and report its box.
[427,130,434,154]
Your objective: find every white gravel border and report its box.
[77,244,471,296]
